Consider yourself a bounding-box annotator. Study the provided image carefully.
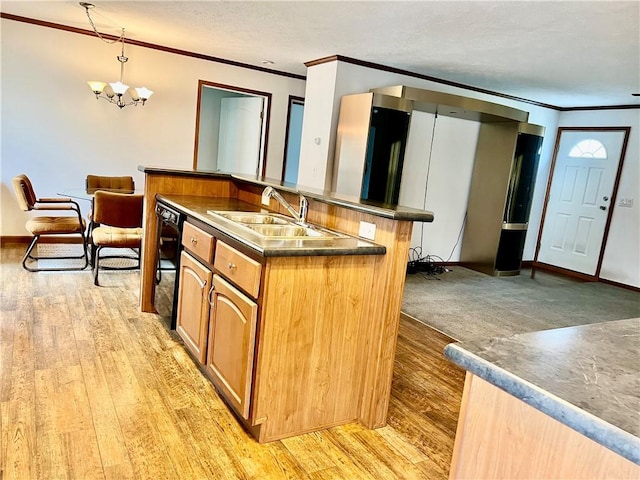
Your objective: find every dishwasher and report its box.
[155,200,184,329]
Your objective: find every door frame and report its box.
[532,126,631,280]
[192,80,272,176]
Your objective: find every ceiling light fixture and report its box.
[81,2,153,109]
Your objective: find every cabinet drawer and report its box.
[182,222,215,262]
[214,241,262,298]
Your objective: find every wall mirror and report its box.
[193,81,271,176]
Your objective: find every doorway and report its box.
[534,127,630,277]
[193,81,271,176]
[282,96,304,184]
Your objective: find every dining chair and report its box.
[91,190,144,286]
[12,174,89,272]
[85,174,135,194]
[85,174,136,254]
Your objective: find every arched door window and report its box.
[568,139,607,158]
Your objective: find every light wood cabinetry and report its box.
[182,221,215,262]
[177,225,263,421]
[213,240,262,298]
[140,169,419,441]
[175,219,381,442]
[450,374,639,479]
[206,274,258,419]
[176,251,213,364]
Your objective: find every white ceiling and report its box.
[3,1,639,108]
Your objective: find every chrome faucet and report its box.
[262,186,308,225]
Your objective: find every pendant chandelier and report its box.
[81,2,153,109]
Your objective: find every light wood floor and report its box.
[0,243,464,480]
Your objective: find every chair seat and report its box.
[93,226,143,248]
[26,216,86,235]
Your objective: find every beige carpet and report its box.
[402,266,640,342]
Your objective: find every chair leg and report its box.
[21,236,40,272]
[93,246,102,285]
[21,235,89,272]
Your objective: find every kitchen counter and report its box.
[157,194,386,257]
[140,166,434,222]
[138,165,431,434]
[445,318,640,477]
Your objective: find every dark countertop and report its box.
[157,194,386,258]
[139,165,434,222]
[444,318,640,465]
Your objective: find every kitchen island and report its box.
[138,166,433,441]
[445,318,640,479]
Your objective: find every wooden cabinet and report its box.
[213,241,262,297]
[206,274,258,419]
[176,225,261,420]
[181,221,214,262]
[174,218,383,443]
[175,251,212,364]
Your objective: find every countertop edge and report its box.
[157,194,387,258]
[140,166,434,222]
[444,343,640,465]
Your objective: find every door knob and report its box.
[599,205,607,211]
[603,196,609,201]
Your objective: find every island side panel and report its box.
[309,202,414,428]
[449,374,640,479]
[140,172,237,312]
[252,254,377,442]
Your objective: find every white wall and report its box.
[556,110,640,287]
[297,62,338,190]
[1,19,305,236]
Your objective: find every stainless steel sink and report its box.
[207,210,347,239]
[215,212,292,225]
[246,224,347,239]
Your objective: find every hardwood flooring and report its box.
[0,244,464,479]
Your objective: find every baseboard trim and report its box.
[599,278,640,293]
[1,236,84,247]
[531,262,596,282]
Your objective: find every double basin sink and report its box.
[206,211,347,240]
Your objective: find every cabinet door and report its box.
[207,274,258,419]
[176,252,212,364]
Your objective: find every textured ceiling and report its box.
[2,1,639,108]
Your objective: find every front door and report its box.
[536,128,629,276]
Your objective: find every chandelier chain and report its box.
[83,5,124,44]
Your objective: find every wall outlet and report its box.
[358,221,376,240]
[261,192,271,206]
[618,197,634,208]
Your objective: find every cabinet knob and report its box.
[190,237,197,244]
[227,262,236,271]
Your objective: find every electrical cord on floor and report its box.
[406,210,467,278]
[407,247,448,277]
